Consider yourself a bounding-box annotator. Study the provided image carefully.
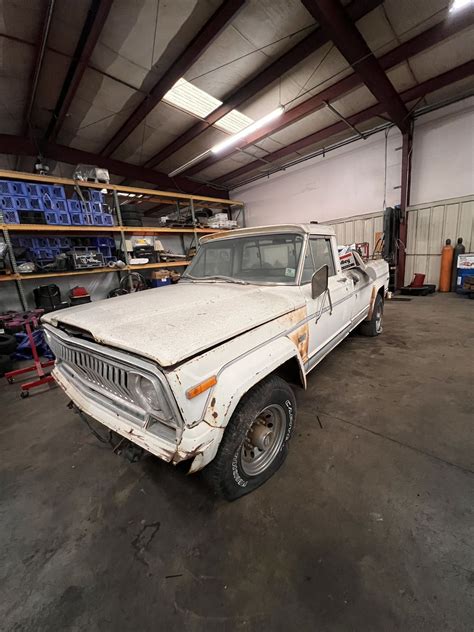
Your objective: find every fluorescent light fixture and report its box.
[211,106,284,154]
[168,151,210,178]
[215,109,254,134]
[163,78,221,118]
[449,0,473,11]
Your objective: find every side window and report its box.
[310,238,336,277]
[301,242,315,284]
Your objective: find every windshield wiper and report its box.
[182,274,248,285]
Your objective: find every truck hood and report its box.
[42,282,303,367]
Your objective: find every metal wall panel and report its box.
[328,197,473,289]
[328,211,384,255]
[405,195,474,286]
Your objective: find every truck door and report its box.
[300,236,355,371]
[348,266,373,326]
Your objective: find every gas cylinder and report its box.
[439,239,453,292]
[451,237,466,291]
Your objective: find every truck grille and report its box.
[48,334,134,403]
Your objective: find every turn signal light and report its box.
[186,376,217,399]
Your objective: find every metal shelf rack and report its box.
[0,169,244,309]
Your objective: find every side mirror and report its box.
[311,264,329,299]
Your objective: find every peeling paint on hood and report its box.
[42,282,304,367]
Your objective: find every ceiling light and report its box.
[215,110,254,134]
[449,0,473,11]
[211,107,284,154]
[163,78,221,118]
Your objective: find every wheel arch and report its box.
[188,337,304,472]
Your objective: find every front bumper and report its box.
[56,366,222,467]
[45,324,222,468]
[54,367,180,461]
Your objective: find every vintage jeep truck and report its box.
[42,224,389,500]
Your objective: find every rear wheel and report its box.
[359,293,383,337]
[205,375,296,500]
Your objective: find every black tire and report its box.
[122,219,143,226]
[120,210,142,220]
[0,354,13,377]
[359,293,383,337]
[204,375,296,501]
[5,324,23,334]
[0,334,17,355]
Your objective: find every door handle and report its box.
[337,277,348,283]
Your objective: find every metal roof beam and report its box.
[44,0,113,141]
[301,0,409,132]
[143,0,383,169]
[183,6,474,176]
[101,0,246,158]
[214,61,474,184]
[0,134,226,197]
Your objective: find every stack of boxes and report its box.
[10,235,117,269]
[0,180,114,226]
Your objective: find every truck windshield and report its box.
[183,233,304,285]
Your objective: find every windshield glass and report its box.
[183,233,304,285]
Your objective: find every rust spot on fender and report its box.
[278,306,309,362]
[212,411,218,419]
[367,286,377,319]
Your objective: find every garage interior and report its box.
[0,0,473,630]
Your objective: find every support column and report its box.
[397,126,413,289]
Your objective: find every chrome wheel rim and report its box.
[240,404,286,477]
[375,303,383,333]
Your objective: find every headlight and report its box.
[129,373,174,426]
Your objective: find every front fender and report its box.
[202,335,305,429]
[185,336,305,472]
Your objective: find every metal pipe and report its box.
[25,0,55,128]
[324,100,366,139]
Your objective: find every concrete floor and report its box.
[1,293,473,631]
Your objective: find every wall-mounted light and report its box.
[210,106,284,154]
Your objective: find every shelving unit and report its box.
[0,224,223,234]
[0,169,244,309]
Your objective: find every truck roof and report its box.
[201,223,336,243]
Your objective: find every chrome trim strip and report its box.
[304,324,352,373]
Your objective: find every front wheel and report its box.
[359,293,384,337]
[204,375,296,500]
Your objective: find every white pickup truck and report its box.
[43,224,389,500]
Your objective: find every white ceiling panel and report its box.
[47,0,90,56]
[329,85,378,118]
[196,157,262,181]
[265,107,340,146]
[356,5,396,56]
[386,62,418,93]
[154,125,228,174]
[408,28,474,81]
[419,75,474,106]
[92,0,221,93]
[110,103,199,164]
[383,0,450,40]
[187,0,314,98]
[0,39,33,134]
[0,1,44,42]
